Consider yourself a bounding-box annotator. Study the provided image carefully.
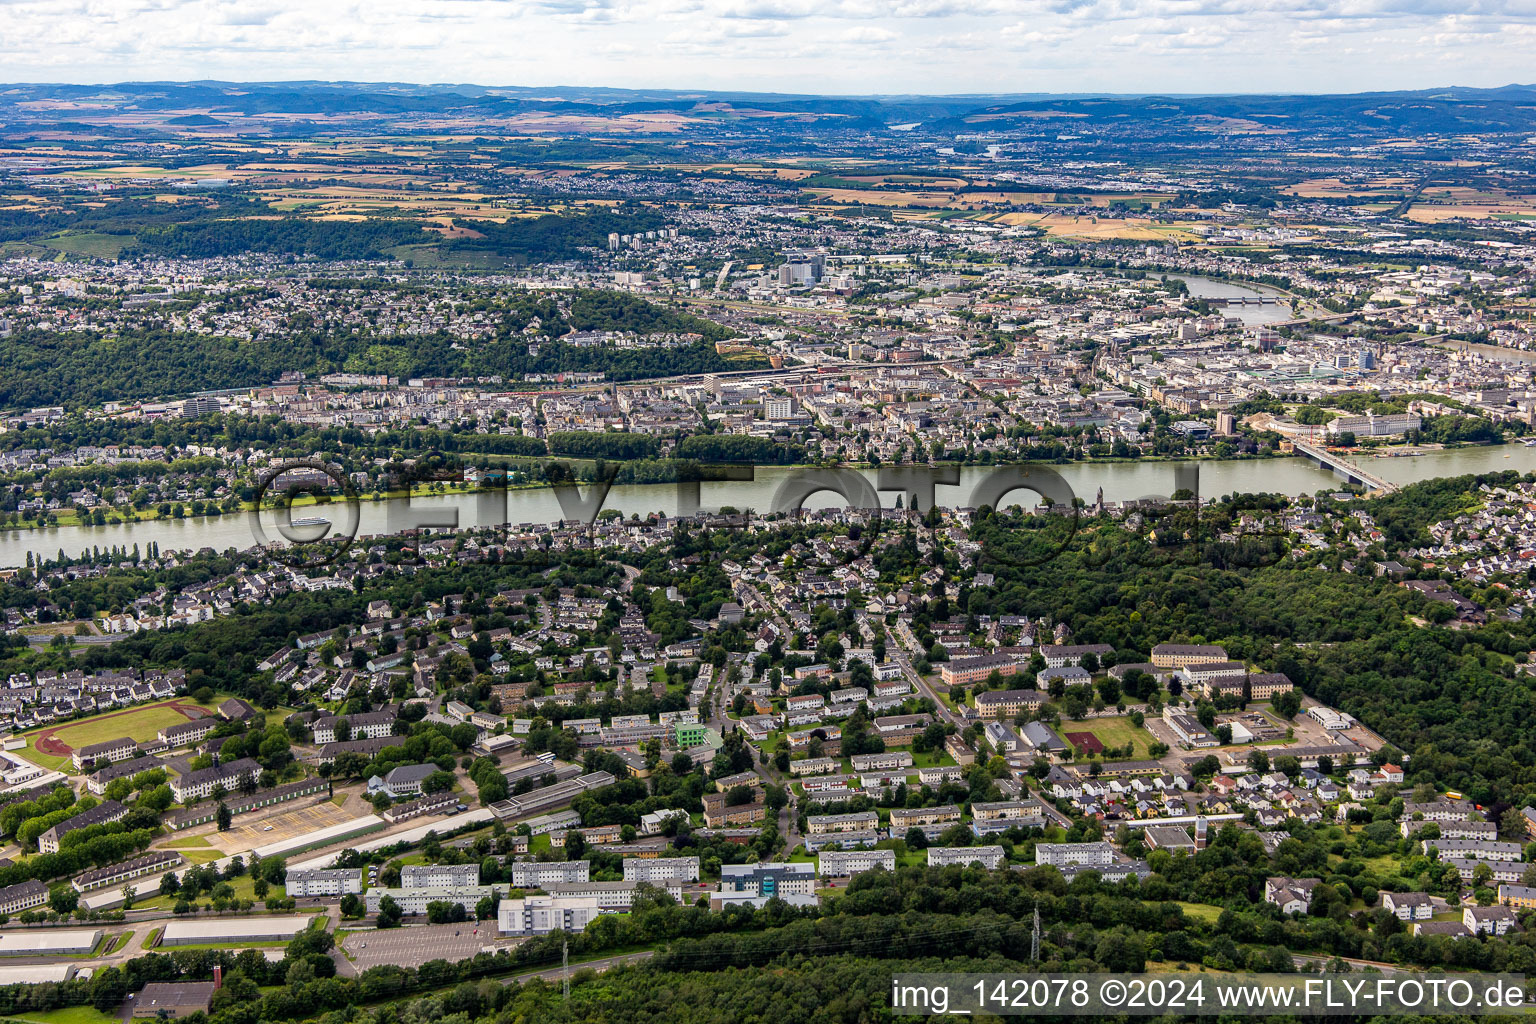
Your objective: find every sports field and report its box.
[1067,716,1156,758]
[18,699,216,771]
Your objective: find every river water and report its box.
[1161,274,1294,326]
[5,446,1535,568]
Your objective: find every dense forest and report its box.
[130,218,432,260]
[447,208,667,262]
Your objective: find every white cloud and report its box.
[835,24,898,41]
[0,0,1529,92]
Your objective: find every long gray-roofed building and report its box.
[0,928,102,956]
[401,863,481,888]
[505,860,590,888]
[365,885,499,915]
[0,880,47,915]
[314,736,399,764]
[169,777,331,830]
[622,857,700,884]
[159,916,313,945]
[928,845,1006,869]
[159,718,217,749]
[72,736,138,770]
[72,850,182,892]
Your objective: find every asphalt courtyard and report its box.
[341,921,514,970]
[207,801,359,855]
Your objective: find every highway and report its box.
[500,949,656,985]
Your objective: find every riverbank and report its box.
[3,445,1535,568]
[0,449,1323,537]
[3,439,1523,540]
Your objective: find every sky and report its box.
[1,0,1534,95]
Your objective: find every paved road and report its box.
[27,633,125,647]
[885,618,966,732]
[1292,954,1406,974]
[499,950,655,985]
[609,561,641,594]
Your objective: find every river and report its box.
[5,446,1535,568]
[1162,274,1294,326]
[1431,338,1536,366]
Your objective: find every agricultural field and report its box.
[990,212,1202,241]
[1283,176,1414,198]
[1406,188,1536,221]
[802,186,957,208]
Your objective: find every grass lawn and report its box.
[1361,854,1401,877]
[1062,715,1156,758]
[134,873,284,911]
[1176,901,1225,924]
[151,938,295,951]
[12,747,70,772]
[180,849,225,864]
[10,1006,120,1024]
[163,836,213,849]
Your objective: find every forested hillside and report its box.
[0,290,757,408]
[968,485,1536,807]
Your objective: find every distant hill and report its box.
[1,81,1533,138]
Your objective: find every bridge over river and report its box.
[1204,295,1285,306]
[1292,440,1399,493]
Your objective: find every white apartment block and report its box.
[850,751,913,773]
[313,709,397,745]
[365,885,499,916]
[623,857,700,884]
[169,757,260,803]
[505,861,590,888]
[1034,842,1116,868]
[400,863,481,888]
[818,849,896,876]
[285,868,364,898]
[928,846,1006,869]
[498,894,604,936]
[545,880,685,910]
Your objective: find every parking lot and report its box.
[341,922,517,970]
[208,801,359,855]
